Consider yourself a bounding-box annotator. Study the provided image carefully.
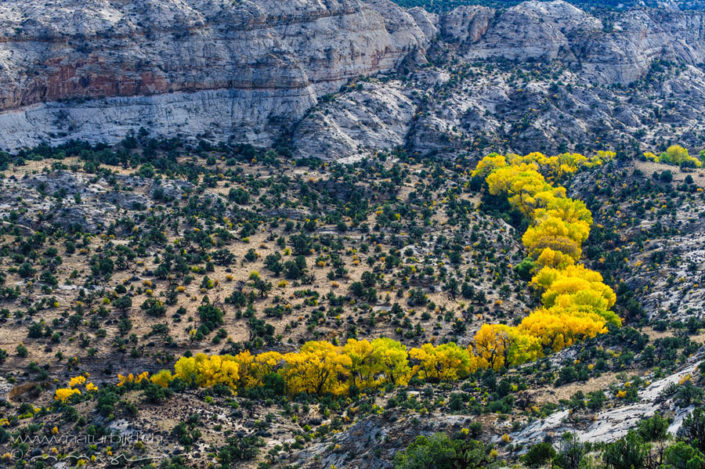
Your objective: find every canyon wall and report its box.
[1,0,705,158]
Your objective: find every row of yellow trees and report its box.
[468,151,620,366]
[121,152,621,397]
[146,339,477,396]
[643,144,702,167]
[126,334,552,396]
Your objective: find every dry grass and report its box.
[634,160,705,188]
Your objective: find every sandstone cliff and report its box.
[1,0,705,160]
[0,0,430,150]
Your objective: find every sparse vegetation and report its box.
[0,138,703,468]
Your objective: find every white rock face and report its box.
[408,7,440,40]
[0,0,431,151]
[462,1,602,62]
[0,88,319,150]
[291,80,415,161]
[0,0,705,159]
[459,1,705,85]
[509,354,704,447]
[441,5,494,43]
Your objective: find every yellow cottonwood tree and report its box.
[55,388,81,402]
[471,153,507,179]
[519,308,608,351]
[174,355,198,384]
[535,197,593,227]
[662,144,701,167]
[369,337,413,386]
[343,338,376,389]
[150,370,173,388]
[232,351,258,389]
[253,351,284,380]
[409,342,474,381]
[507,151,614,179]
[532,264,617,322]
[472,324,541,370]
[522,216,587,261]
[535,247,575,269]
[281,341,352,396]
[194,354,240,389]
[232,350,284,390]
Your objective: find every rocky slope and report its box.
[294,350,704,468]
[0,0,431,150]
[509,353,702,445]
[2,0,705,159]
[322,0,705,160]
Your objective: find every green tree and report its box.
[664,442,705,469]
[523,442,557,467]
[637,412,669,442]
[198,301,224,333]
[393,433,493,469]
[141,298,166,317]
[217,435,263,465]
[680,408,705,452]
[555,433,587,469]
[603,431,647,469]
